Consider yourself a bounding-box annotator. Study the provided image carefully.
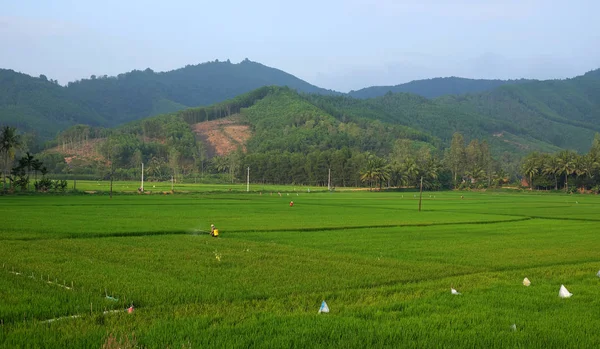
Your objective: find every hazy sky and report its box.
[1,0,599,92]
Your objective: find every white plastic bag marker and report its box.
[596,270,600,278]
[451,288,461,295]
[559,285,572,298]
[523,278,531,286]
[318,300,329,313]
[510,324,517,331]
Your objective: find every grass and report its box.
[1,189,600,348]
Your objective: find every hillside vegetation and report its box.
[349,76,532,99]
[0,60,337,140]
[3,63,599,156]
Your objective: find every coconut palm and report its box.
[402,157,420,188]
[32,158,42,184]
[575,154,600,191]
[521,153,541,190]
[542,154,560,190]
[0,126,21,192]
[556,150,577,192]
[20,152,35,190]
[360,155,388,190]
[389,161,406,188]
[420,157,441,189]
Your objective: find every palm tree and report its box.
[402,158,420,188]
[575,154,600,191]
[0,126,21,192]
[521,153,541,190]
[32,159,42,184]
[389,161,406,188]
[421,157,440,189]
[542,154,560,190]
[21,152,35,190]
[360,166,376,191]
[556,150,576,192]
[359,155,390,190]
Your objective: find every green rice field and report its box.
[1,187,600,348]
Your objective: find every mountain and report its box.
[0,69,103,140]
[0,59,339,140]
[438,69,600,153]
[348,77,532,99]
[63,59,340,125]
[307,69,600,154]
[38,81,600,190]
[2,61,600,155]
[42,86,438,187]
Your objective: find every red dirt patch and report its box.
[192,116,251,157]
[45,138,107,163]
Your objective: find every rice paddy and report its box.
[1,187,600,348]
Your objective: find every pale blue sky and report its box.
[1,0,599,92]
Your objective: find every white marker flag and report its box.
[523,278,531,286]
[451,288,461,295]
[559,285,573,298]
[318,300,329,313]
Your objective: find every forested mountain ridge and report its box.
[63,59,340,125]
[0,69,104,140]
[348,77,533,99]
[2,62,600,156]
[324,69,600,154]
[20,84,600,191]
[38,86,441,187]
[0,59,339,140]
[438,69,600,153]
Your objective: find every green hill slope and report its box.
[349,77,532,99]
[438,70,600,152]
[0,60,339,139]
[0,69,103,139]
[2,63,600,156]
[64,59,339,126]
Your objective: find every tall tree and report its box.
[556,150,577,192]
[446,132,465,188]
[542,154,560,190]
[0,126,22,192]
[21,152,35,190]
[521,152,541,190]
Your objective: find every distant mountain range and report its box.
[0,59,338,139]
[1,59,599,154]
[348,77,533,99]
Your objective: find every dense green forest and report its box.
[2,83,600,192]
[0,60,338,140]
[2,63,599,155]
[2,61,600,191]
[348,77,532,99]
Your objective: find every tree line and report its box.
[520,134,600,193]
[1,126,66,192]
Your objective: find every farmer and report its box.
[210,224,216,236]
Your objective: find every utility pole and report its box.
[110,163,113,199]
[247,167,250,192]
[328,168,331,191]
[418,176,423,212]
[109,147,113,199]
[140,163,144,192]
[171,174,174,191]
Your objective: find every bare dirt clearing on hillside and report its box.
[45,139,106,163]
[192,116,251,157]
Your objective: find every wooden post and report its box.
[141,163,144,192]
[418,176,423,212]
